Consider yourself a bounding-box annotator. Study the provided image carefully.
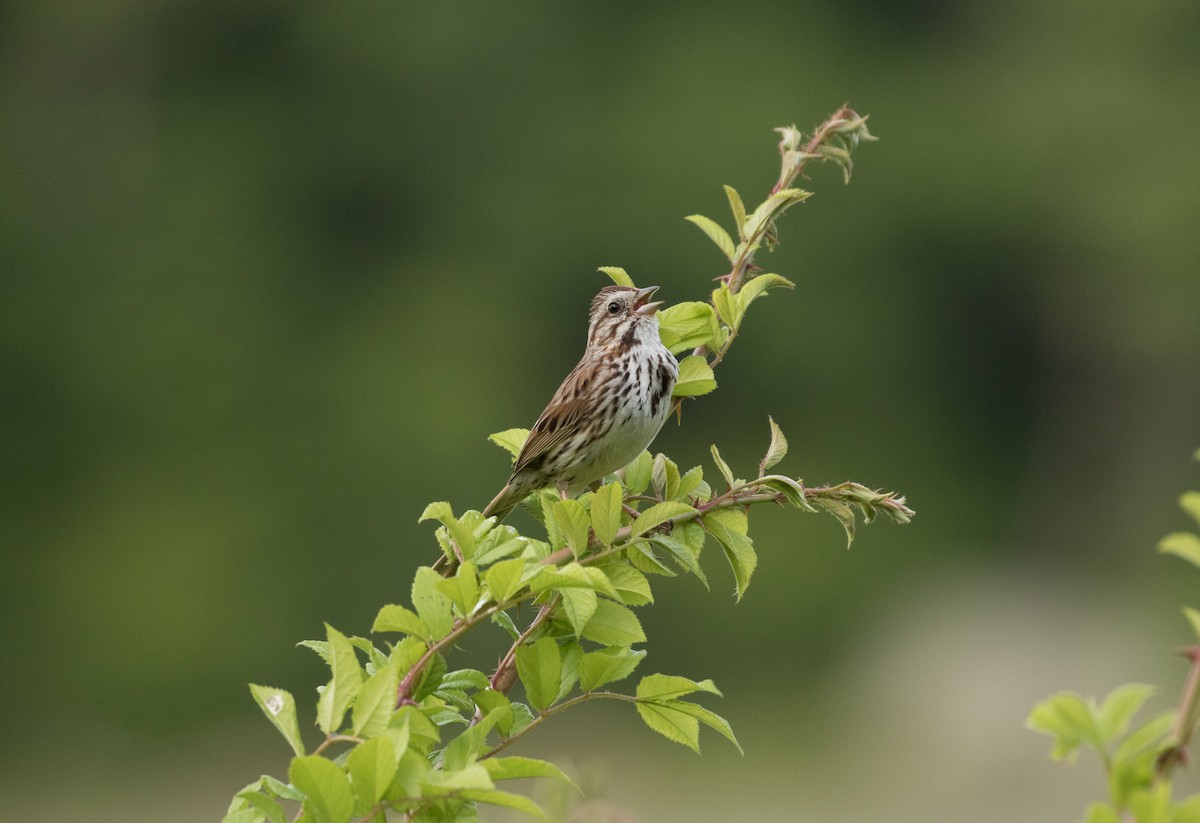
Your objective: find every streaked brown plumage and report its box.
[483,284,678,520]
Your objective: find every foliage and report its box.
[226,107,910,822]
[1029,454,1200,823]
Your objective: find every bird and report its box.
[483,284,679,521]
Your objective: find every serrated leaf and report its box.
[702,512,756,600]
[738,273,795,314]
[473,689,515,736]
[484,557,527,604]
[462,788,547,820]
[551,499,591,558]
[444,708,506,771]
[1160,532,1200,568]
[672,355,716,397]
[516,637,562,712]
[711,283,741,330]
[233,789,286,823]
[684,214,736,262]
[483,756,577,788]
[419,502,476,561]
[590,482,624,547]
[620,451,653,494]
[753,475,816,511]
[423,763,495,792]
[1115,711,1174,761]
[635,700,700,752]
[758,416,788,476]
[1026,691,1105,760]
[657,301,719,355]
[626,540,676,576]
[581,600,646,646]
[411,566,454,641]
[636,673,722,700]
[530,563,619,599]
[602,564,653,606]
[630,500,698,539]
[650,534,708,588]
[723,184,747,238]
[1098,683,1156,740]
[558,640,583,701]
[709,444,734,489]
[351,661,400,738]
[669,700,743,754]
[558,587,599,637]
[371,604,427,638]
[488,428,530,461]
[676,466,704,501]
[437,561,481,617]
[347,736,397,811]
[289,755,354,823]
[579,646,647,692]
[597,266,635,287]
[813,497,857,548]
[316,625,363,735]
[742,187,811,248]
[249,685,305,756]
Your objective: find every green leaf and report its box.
[602,564,653,606]
[637,673,722,700]
[738,273,796,315]
[752,475,816,511]
[249,685,305,756]
[444,708,506,770]
[289,755,354,823]
[711,282,741,330]
[473,689,515,736]
[629,500,697,539]
[483,756,577,788]
[758,416,788,476]
[620,451,653,494]
[684,214,736,262]
[347,736,397,811]
[709,444,735,489]
[1026,691,1105,760]
[597,266,635,287]
[551,499,591,558]
[488,428,529,461]
[626,540,676,576]
[702,511,757,600]
[581,600,646,646]
[437,561,481,617]
[233,789,286,823]
[411,566,455,641]
[558,587,599,638]
[635,700,700,752]
[650,533,708,589]
[484,557,528,604]
[461,788,547,820]
[423,763,495,792]
[742,187,811,248]
[1159,532,1200,568]
[419,502,476,561]
[516,637,562,712]
[351,661,400,738]
[316,625,364,735]
[371,604,428,638]
[1127,783,1172,823]
[813,497,857,548]
[579,646,646,692]
[1114,711,1174,761]
[658,302,719,355]
[1185,606,1200,639]
[590,482,624,547]
[676,465,705,501]
[530,562,619,599]
[723,184,747,238]
[673,355,717,397]
[669,700,743,754]
[1098,683,1156,740]
[557,640,583,701]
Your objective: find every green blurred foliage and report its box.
[2,0,1199,819]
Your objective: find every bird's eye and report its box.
[607,302,620,314]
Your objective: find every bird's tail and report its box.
[482,482,526,522]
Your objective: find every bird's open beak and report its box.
[633,285,664,316]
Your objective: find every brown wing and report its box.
[510,358,595,477]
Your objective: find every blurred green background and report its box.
[3,0,1199,820]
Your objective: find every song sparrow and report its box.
[483,284,679,520]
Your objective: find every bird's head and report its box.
[587,285,665,349]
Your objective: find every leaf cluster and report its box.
[1029,462,1200,823]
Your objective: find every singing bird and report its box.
[483,284,678,520]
